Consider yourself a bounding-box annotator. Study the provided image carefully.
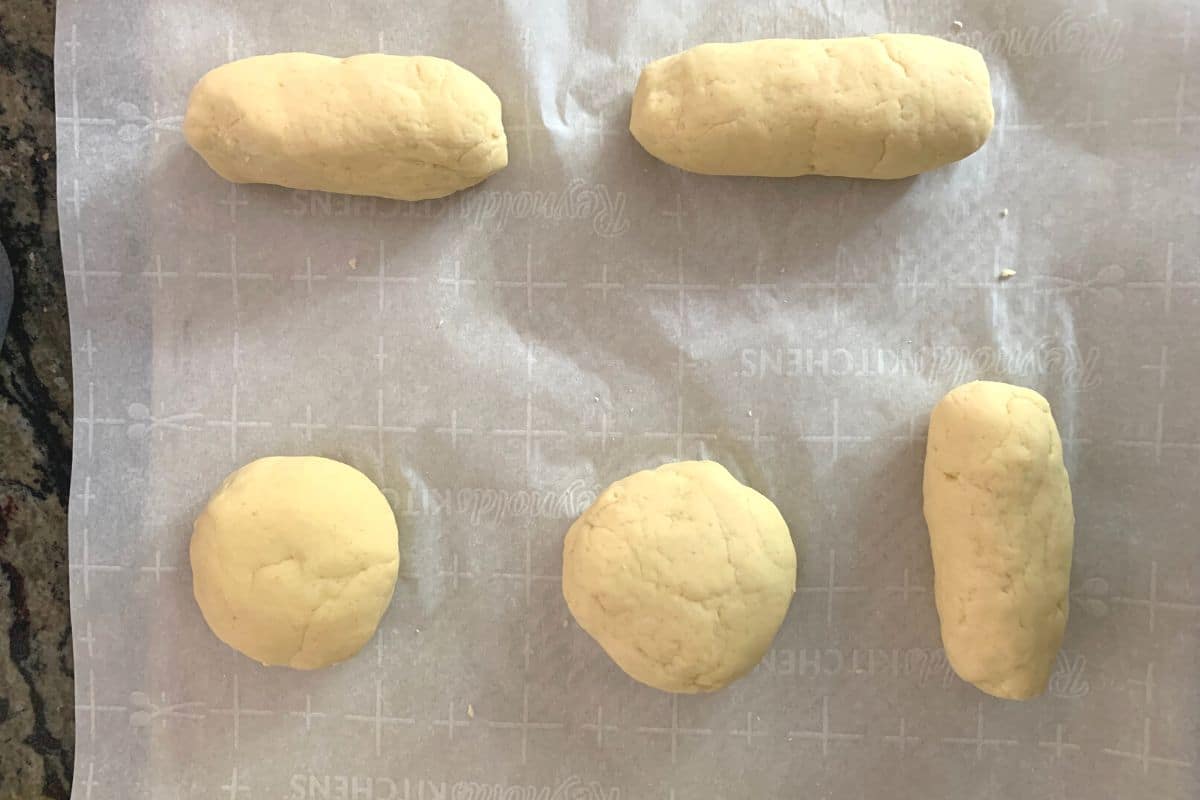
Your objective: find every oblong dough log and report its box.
[184,53,508,201]
[629,35,993,179]
[923,381,1074,700]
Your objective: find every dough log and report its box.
[630,35,993,179]
[923,381,1074,700]
[184,53,508,201]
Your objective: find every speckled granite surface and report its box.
[0,1,74,798]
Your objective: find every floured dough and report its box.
[184,53,508,200]
[190,456,400,669]
[562,461,798,693]
[923,381,1075,700]
[629,34,993,179]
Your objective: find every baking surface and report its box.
[57,1,1198,798]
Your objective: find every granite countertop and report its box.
[0,0,74,798]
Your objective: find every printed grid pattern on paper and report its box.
[58,1,1198,798]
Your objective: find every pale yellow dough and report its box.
[190,457,400,669]
[629,35,993,179]
[923,381,1075,700]
[562,461,798,693]
[183,53,508,201]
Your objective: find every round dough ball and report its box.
[190,456,400,669]
[562,460,798,693]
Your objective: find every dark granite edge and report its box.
[0,0,75,798]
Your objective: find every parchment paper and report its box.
[56,1,1199,798]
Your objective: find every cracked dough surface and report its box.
[629,34,993,179]
[923,381,1074,700]
[562,461,798,693]
[190,456,400,669]
[183,53,508,201]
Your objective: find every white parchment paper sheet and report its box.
[57,1,1198,797]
